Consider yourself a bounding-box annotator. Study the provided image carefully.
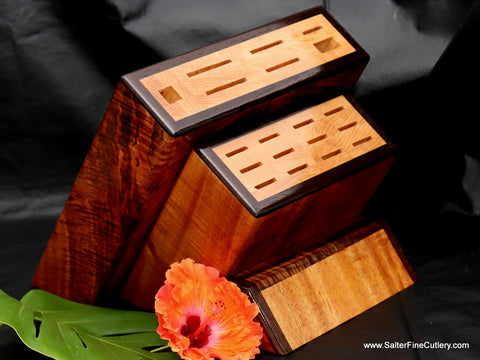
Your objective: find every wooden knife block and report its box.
[32,6,369,304]
[234,221,417,355]
[121,95,396,310]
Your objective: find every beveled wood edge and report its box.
[233,278,293,355]
[121,6,369,137]
[379,220,419,283]
[249,221,378,290]
[230,219,416,354]
[238,219,413,291]
[233,216,366,280]
[196,94,396,217]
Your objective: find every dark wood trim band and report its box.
[122,6,369,137]
[196,94,396,217]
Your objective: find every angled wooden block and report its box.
[32,6,369,305]
[121,95,396,310]
[32,81,192,304]
[124,6,369,136]
[206,94,391,215]
[235,221,417,355]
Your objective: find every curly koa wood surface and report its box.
[122,95,395,310]
[32,82,192,303]
[235,221,417,354]
[32,6,370,305]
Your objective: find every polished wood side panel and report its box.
[237,221,416,354]
[32,7,371,306]
[121,151,395,310]
[31,59,368,305]
[32,81,192,304]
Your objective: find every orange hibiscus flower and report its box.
[155,258,263,360]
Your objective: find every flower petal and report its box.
[155,259,263,360]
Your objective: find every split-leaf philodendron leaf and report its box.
[0,289,179,360]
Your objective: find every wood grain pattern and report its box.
[140,14,355,121]
[32,81,192,304]
[236,221,416,354]
[121,144,395,309]
[33,7,370,305]
[198,94,395,217]
[212,95,386,201]
[123,6,369,137]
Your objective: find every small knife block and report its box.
[234,221,417,355]
[32,6,369,304]
[121,95,396,310]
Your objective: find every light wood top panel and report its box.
[257,228,415,350]
[140,14,355,121]
[212,95,386,201]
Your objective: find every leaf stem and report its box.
[150,344,170,353]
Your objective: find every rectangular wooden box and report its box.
[32,6,369,305]
[235,221,417,355]
[121,94,396,309]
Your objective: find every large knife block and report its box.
[122,95,396,310]
[234,221,417,355]
[32,6,369,304]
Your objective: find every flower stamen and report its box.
[154,259,263,359]
[205,300,227,320]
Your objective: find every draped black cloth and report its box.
[1,1,479,358]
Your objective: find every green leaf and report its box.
[0,289,179,360]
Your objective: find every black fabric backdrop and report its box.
[1,1,480,359]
